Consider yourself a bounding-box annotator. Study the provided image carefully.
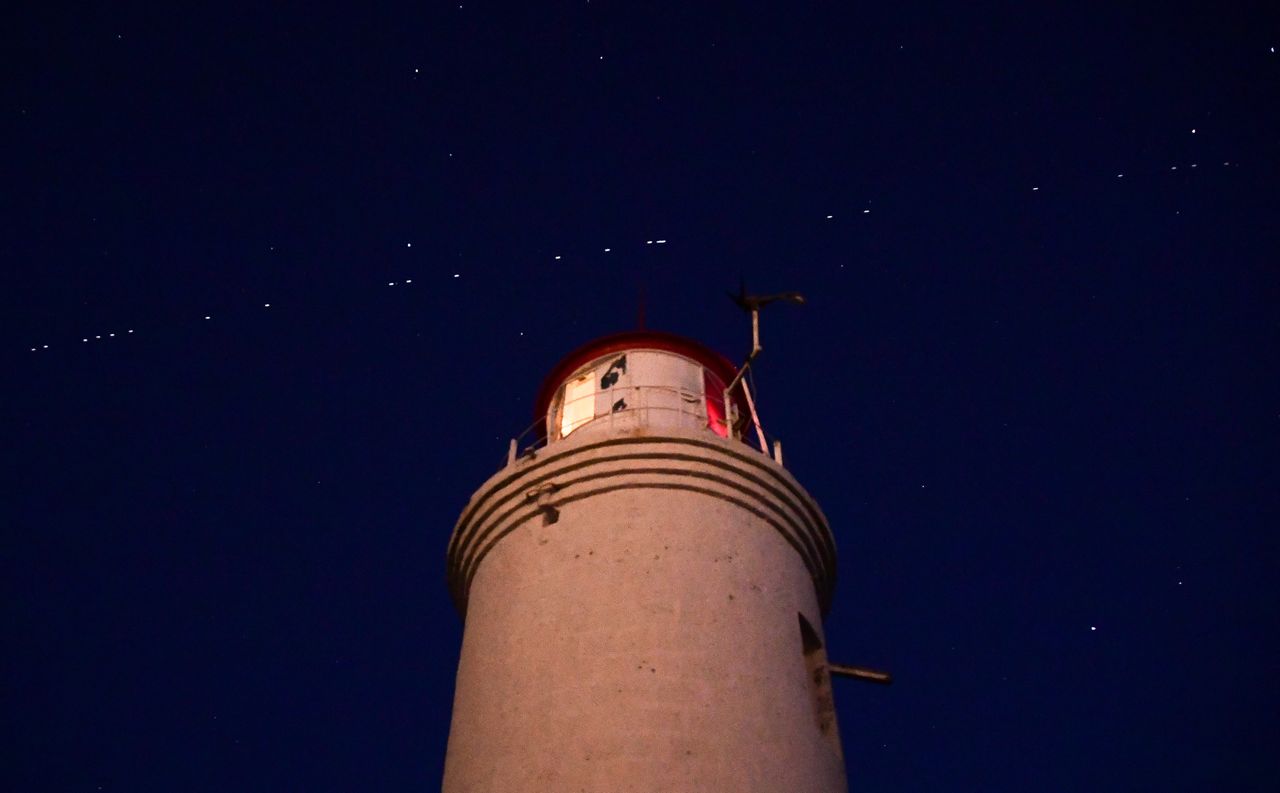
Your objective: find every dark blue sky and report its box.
[7,2,1278,790]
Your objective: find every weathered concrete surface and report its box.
[443,428,845,792]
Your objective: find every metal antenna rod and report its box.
[723,283,806,445]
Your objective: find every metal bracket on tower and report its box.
[828,663,893,685]
[526,482,562,525]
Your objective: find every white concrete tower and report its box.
[443,330,845,792]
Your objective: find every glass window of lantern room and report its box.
[559,371,596,438]
[627,351,706,428]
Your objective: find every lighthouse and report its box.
[443,329,848,792]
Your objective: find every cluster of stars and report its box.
[33,329,136,352]
[26,235,676,354]
[1030,158,1234,193]
[549,237,665,262]
[26,145,1241,355]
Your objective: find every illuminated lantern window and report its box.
[560,373,596,438]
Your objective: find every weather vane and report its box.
[723,279,806,456]
[723,280,894,688]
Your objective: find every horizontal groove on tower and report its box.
[447,430,838,615]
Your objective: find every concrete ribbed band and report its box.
[447,430,838,616]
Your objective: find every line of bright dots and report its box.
[25,157,1240,353]
[545,236,671,261]
[27,236,677,352]
[1030,160,1232,193]
[35,329,136,351]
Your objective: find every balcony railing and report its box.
[502,383,783,469]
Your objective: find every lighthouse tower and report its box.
[443,330,845,792]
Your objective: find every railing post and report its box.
[507,438,518,467]
[723,387,733,439]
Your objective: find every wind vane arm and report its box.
[726,281,806,360]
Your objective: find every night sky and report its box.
[7,2,1279,791]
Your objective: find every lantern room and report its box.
[532,331,749,445]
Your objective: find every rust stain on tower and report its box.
[443,330,848,792]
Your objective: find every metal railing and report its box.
[560,383,713,434]
[502,383,783,469]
